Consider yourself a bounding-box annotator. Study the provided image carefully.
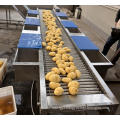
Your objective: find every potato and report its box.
[51,47,57,52]
[54,87,64,96]
[69,87,78,95]
[46,38,50,42]
[66,49,71,53]
[57,49,66,54]
[47,42,53,46]
[49,52,56,56]
[49,82,60,89]
[59,68,66,75]
[45,71,55,80]
[65,67,71,73]
[57,63,65,69]
[69,65,77,72]
[55,54,61,59]
[64,62,70,67]
[67,72,76,79]
[58,44,63,48]
[69,56,74,62]
[56,60,64,64]
[52,57,60,62]
[60,41,64,45]
[49,74,61,82]
[62,77,72,83]
[62,54,69,61]
[75,70,81,79]
[42,42,46,47]
[46,46,51,51]
[68,81,80,88]
[69,62,75,66]
[51,67,60,74]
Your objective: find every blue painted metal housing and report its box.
[55,12,68,17]
[71,36,99,51]
[28,10,39,15]
[24,18,40,26]
[18,33,42,49]
[61,20,78,28]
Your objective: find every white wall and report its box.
[81,5,119,50]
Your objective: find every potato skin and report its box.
[54,87,64,96]
[75,70,81,79]
[67,72,76,79]
[68,81,80,88]
[69,87,78,95]
[49,82,60,89]
[62,77,72,83]
[49,74,61,83]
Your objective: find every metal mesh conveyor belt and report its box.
[40,11,102,96]
[38,9,119,114]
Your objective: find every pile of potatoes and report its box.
[42,10,81,96]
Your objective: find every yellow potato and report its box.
[51,47,57,52]
[57,49,66,54]
[62,77,72,83]
[46,46,51,51]
[58,44,63,48]
[69,56,74,62]
[52,57,61,62]
[65,67,71,73]
[59,68,66,75]
[69,62,75,66]
[42,42,46,47]
[57,37,62,41]
[66,48,71,53]
[69,65,77,72]
[69,87,78,95]
[64,62,70,67]
[57,63,65,69]
[63,47,71,52]
[60,41,64,44]
[67,72,76,79]
[52,44,57,48]
[47,42,54,46]
[45,71,55,80]
[56,60,64,64]
[46,38,50,42]
[55,54,61,59]
[68,81,80,88]
[75,70,81,79]
[51,67,60,74]
[52,40,57,43]
[49,82,60,89]
[62,54,69,61]
[54,87,64,96]
[49,52,56,56]
[49,74,61,82]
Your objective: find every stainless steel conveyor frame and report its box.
[38,9,119,114]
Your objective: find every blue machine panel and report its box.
[18,33,42,48]
[24,18,40,26]
[28,10,39,15]
[61,20,78,28]
[55,12,67,17]
[71,36,99,50]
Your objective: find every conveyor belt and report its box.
[39,9,119,114]
[40,10,102,96]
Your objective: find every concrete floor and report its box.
[0,16,120,114]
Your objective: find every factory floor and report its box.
[0,17,120,114]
